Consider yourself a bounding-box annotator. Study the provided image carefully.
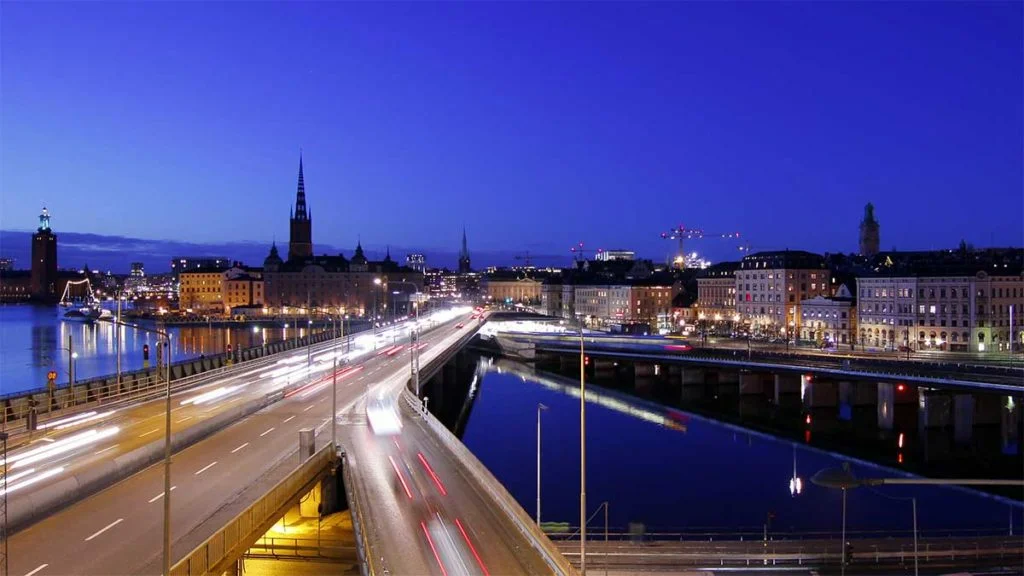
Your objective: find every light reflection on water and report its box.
[0,304,314,395]
[460,360,1023,535]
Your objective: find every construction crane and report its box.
[660,225,742,269]
[569,242,604,264]
[513,251,561,267]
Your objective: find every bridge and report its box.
[3,312,1020,575]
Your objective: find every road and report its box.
[6,308,473,576]
[343,362,556,575]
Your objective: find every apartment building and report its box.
[735,251,831,335]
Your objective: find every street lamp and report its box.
[372,278,383,349]
[811,466,1024,576]
[536,403,548,526]
[579,326,587,574]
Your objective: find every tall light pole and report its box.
[372,278,382,350]
[67,334,75,388]
[307,319,313,381]
[812,466,1024,575]
[536,403,548,526]
[331,358,338,449]
[579,326,587,574]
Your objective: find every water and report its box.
[460,360,1023,535]
[0,304,320,396]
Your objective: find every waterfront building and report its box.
[800,284,856,346]
[31,207,58,301]
[483,272,543,305]
[696,262,739,327]
[735,250,831,336]
[0,257,13,271]
[170,256,231,278]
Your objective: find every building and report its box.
[223,267,264,314]
[31,207,58,301]
[170,256,231,278]
[178,265,230,312]
[859,203,880,257]
[261,158,422,316]
[595,250,635,262]
[735,250,831,336]
[541,277,564,317]
[0,270,32,302]
[696,262,739,326]
[574,280,679,331]
[484,273,543,305]
[0,258,13,271]
[406,253,426,273]
[289,154,313,261]
[800,284,856,346]
[425,269,458,300]
[857,270,1024,352]
[131,262,145,277]
[458,227,471,274]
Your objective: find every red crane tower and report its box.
[660,225,742,269]
[569,242,603,264]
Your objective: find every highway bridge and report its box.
[4,311,1020,575]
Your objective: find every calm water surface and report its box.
[460,361,1023,535]
[0,304,316,396]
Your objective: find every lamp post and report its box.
[111,319,172,575]
[579,326,587,574]
[536,403,548,526]
[372,278,382,350]
[811,466,1024,576]
[307,319,313,381]
[253,325,265,356]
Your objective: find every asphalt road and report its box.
[6,310,474,576]
[344,362,555,575]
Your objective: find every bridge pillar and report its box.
[802,376,837,409]
[681,367,704,402]
[739,372,763,395]
[559,355,576,374]
[299,482,322,518]
[634,363,656,380]
[877,382,895,430]
[918,390,951,431]
[1001,397,1020,455]
[593,359,616,380]
[953,394,975,446]
[773,373,799,406]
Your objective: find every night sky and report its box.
[2,2,1021,265]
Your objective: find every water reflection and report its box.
[460,358,1022,535]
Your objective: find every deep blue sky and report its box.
[3,2,1021,264]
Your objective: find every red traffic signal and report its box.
[143,344,150,360]
[227,344,233,353]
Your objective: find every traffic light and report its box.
[227,344,233,354]
[143,344,150,360]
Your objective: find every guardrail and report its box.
[341,449,379,576]
[402,388,578,576]
[171,443,336,576]
[246,536,354,559]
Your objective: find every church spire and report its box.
[294,152,308,220]
[460,226,468,258]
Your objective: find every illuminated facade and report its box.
[735,251,831,336]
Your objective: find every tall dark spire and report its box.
[460,226,468,258]
[458,226,471,274]
[294,152,308,220]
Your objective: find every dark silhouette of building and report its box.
[859,202,880,257]
[288,154,313,261]
[31,207,58,301]
[458,227,471,273]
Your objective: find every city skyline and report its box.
[3,2,1021,259]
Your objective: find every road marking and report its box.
[39,437,55,443]
[23,564,49,576]
[84,518,124,541]
[283,416,296,423]
[95,445,118,456]
[194,461,218,476]
[175,416,193,424]
[147,486,177,503]
[139,428,159,438]
[303,404,314,412]
[260,427,275,437]
[231,442,249,454]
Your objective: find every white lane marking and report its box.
[194,461,218,476]
[39,438,55,443]
[303,404,314,412]
[175,416,193,423]
[231,442,249,454]
[95,445,118,456]
[139,428,159,438]
[283,416,295,423]
[260,427,275,437]
[147,486,177,503]
[24,564,49,576]
[84,518,124,541]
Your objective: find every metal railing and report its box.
[246,536,354,559]
[403,389,578,576]
[171,444,335,576]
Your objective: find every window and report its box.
[918,305,925,314]
[940,289,946,298]
[951,288,957,298]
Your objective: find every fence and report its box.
[170,444,336,576]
